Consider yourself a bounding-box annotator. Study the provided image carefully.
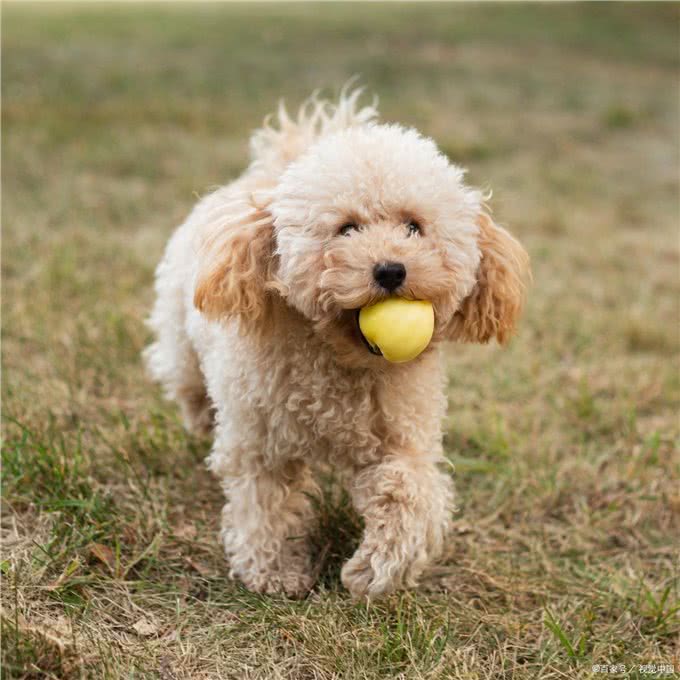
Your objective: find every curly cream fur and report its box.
[447,212,530,344]
[145,89,529,599]
[193,201,276,325]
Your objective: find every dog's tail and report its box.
[249,83,378,176]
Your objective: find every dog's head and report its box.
[195,124,529,366]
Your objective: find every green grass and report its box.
[2,2,679,678]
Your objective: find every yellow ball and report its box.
[358,298,434,363]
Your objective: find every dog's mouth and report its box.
[354,309,383,357]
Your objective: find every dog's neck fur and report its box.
[249,291,439,376]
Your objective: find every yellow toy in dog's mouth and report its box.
[358,298,434,363]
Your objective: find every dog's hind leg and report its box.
[144,267,215,437]
[173,350,215,437]
[145,333,215,438]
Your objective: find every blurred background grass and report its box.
[2,3,679,678]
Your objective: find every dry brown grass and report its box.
[2,3,679,678]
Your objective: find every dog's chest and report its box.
[239,331,445,464]
[262,350,381,462]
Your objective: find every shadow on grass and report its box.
[307,475,364,591]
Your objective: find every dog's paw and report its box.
[341,548,402,600]
[340,550,377,599]
[341,537,431,600]
[241,570,315,599]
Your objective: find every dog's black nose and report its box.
[373,261,406,292]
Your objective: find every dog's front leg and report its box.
[341,454,454,599]
[216,456,318,599]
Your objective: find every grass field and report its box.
[2,3,679,678]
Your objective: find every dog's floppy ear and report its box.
[193,191,279,325]
[448,212,530,344]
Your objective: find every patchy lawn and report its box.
[2,3,679,678]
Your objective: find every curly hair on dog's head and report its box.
[147,88,529,599]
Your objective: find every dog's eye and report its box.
[407,220,421,237]
[339,223,360,237]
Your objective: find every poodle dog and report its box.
[145,89,529,599]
